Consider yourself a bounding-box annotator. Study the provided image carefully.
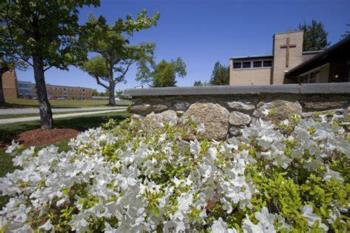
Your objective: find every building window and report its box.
[253,61,262,68]
[233,62,241,69]
[242,61,251,68]
[263,60,272,67]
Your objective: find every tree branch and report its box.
[114,60,133,82]
[94,76,109,89]
[43,65,53,72]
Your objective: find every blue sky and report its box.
[16,0,350,92]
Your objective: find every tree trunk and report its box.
[108,81,116,106]
[33,55,53,129]
[0,68,5,104]
[108,64,116,106]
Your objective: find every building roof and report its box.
[17,80,93,90]
[302,50,323,55]
[286,36,350,78]
[46,84,93,90]
[230,55,273,61]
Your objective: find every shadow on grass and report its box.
[0,111,128,209]
[0,111,129,144]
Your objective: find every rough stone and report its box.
[131,114,143,121]
[303,101,347,111]
[174,101,190,111]
[228,126,242,137]
[255,100,302,122]
[302,109,344,118]
[183,103,229,140]
[159,110,178,126]
[129,104,152,115]
[176,111,185,117]
[143,110,178,131]
[227,101,255,112]
[345,106,350,121]
[152,104,168,113]
[229,111,251,126]
[143,112,164,130]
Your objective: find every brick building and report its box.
[44,84,93,100]
[1,71,93,100]
[230,31,350,85]
[1,70,18,99]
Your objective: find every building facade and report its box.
[230,31,350,85]
[1,72,93,100]
[17,81,35,98]
[44,84,93,100]
[1,70,18,99]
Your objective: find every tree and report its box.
[81,12,158,105]
[194,80,203,86]
[143,58,187,87]
[341,23,350,39]
[298,20,329,51]
[0,0,99,128]
[193,80,209,86]
[0,57,10,104]
[209,62,229,85]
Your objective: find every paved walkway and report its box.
[0,106,126,115]
[0,108,127,125]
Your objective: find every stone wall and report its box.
[124,83,350,140]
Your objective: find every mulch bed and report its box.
[17,128,79,147]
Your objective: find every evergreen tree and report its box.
[209,62,229,85]
[298,20,329,51]
[341,23,350,39]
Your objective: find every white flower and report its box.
[104,222,117,233]
[302,205,328,231]
[0,216,8,230]
[211,218,237,233]
[208,147,217,161]
[39,219,53,231]
[323,166,343,182]
[190,139,200,157]
[5,140,20,154]
[242,207,276,233]
[196,122,205,134]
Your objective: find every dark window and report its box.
[263,60,272,67]
[242,61,251,68]
[253,61,262,68]
[233,62,241,69]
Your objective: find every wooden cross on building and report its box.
[280,37,296,68]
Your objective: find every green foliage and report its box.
[0,0,101,127]
[150,58,187,87]
[193,80,209,86]
[81,56,109,79]
[298,20,329,51]
[209,62,229,85]
[80,11,158,104]
[0,0,100,70]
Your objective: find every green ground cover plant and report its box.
[0,112,349,232]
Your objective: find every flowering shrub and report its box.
[0,113,350,232]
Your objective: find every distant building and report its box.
[1,70,18,99]
[44,84,93,100]
[230,31,350,85]
[17,81,35,98]
[1,72,93,100]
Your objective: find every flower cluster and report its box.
[0,113,349,232]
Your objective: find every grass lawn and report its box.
[0,111,129,209]
[0,108,126,119]
[0,111,129,144]
[1,98,131,108]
